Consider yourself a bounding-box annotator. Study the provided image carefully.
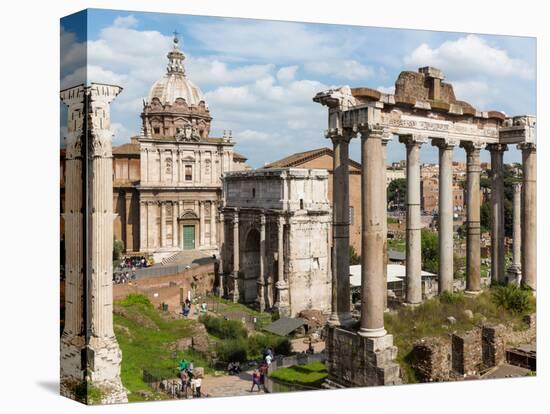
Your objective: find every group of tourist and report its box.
[119,255,149,269]
[178,359,202,398]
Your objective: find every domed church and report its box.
[110,34,249,260]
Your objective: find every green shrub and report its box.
[492,285,534,314]
[199,314,247,339]
[119,293,153,309]
[215,338,248,363]
[440,291,465,305]
[113,239,124,261]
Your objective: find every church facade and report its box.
[104,35,248,259]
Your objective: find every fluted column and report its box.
[199,201,206,247]
[519,143,536,292]
[488,144,507,284]
[433,139,457,293]
[359,125,387,338]
[140,147,148,184]
[172,201,178,248]
[507,183,522,282]
[148,201,156,248]
[160,202,166,248]
[60,85,86,347]
[327,130,354,327]
[232,211,240,302]
[399,134,427,305]
[257,213,266,312]
[210,201,217,247]
[461,141,484,294]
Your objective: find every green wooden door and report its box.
[183,225,195,250]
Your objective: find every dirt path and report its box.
[201,369,265,398]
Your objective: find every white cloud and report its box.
[187,58,274,86]
[277,66,298,84]
[377,85,395,94]
[113,15,138,28]
[304,60,375,81]
[404,35,534,80]
[238,129,272,142]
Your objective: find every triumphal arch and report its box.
[314,66,536,387]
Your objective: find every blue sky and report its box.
[61,9,536,167]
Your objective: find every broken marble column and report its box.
[60,83,127,404]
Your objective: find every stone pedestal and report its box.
[325,325,402,387]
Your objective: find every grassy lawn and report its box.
[387,238,406,252]
[207,296,272,329]
[385,289,534,383]
[270,361,328,387]
[113,294,212,402]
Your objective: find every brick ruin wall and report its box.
[411,314,536,382]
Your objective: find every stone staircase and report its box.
[161,250,210,266]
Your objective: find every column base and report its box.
[325,325,401,387]
[402,301,421,308]
[506,266,522,286]
[464,290,481,297]
[358,327,388,338]
[327,312,354,328]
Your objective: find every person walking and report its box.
[194,377,202,398]
[250,370,261,392]
[180,369,189,399]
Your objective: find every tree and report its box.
[421,228,439,274]
[480,200,491,234]
[387,178,407,208]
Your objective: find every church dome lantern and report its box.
[142,32,211,139]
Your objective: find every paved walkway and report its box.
[201,369,266,398]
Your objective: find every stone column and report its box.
[140,147,148,184]
[160,202,166,248]
[200,201,206,247]
[327,130,354,327]
[124,193,133,252]
[399,135,427,305]
[232,211,240,302]
[257,213,266,312]
[507,183,522,283]
[359,125,387,338]
[210,201,217,247]
[139,200,147,252]
[148,201,156,248]
[488,144,507,284]
[218,212,225,297]
[60,85,86,391]
[433,139,457,293]
[460,141,484,294]
[275,215,289,316]
[86,83,127,402]
[382,133,391,310]
[519,143,536,292]
[172,201,178,248]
